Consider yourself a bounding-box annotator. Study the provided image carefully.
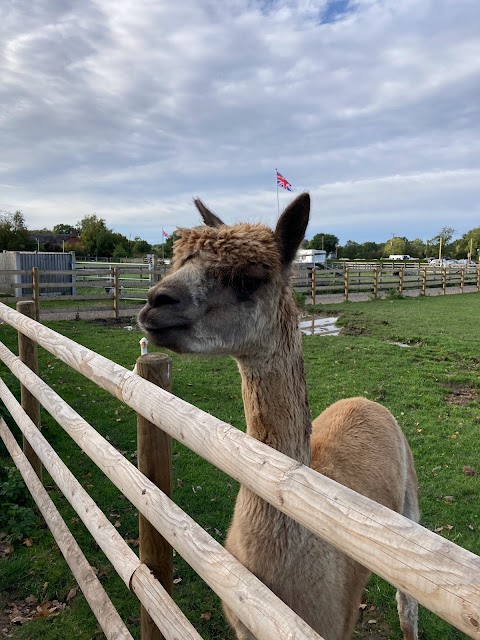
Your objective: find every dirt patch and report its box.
[354,605,393,639]
[442,383,480,405]
[342,324,370,337]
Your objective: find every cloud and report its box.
[1,0,479,245]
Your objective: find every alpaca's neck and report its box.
[236,309,311,465]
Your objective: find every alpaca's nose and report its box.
[148,290,181,308]
[149,291,180,307]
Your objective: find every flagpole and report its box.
[275,168,280,217]
[162,228,165,262]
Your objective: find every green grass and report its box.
[0,293,479,639]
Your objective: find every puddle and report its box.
[299,316,340,336]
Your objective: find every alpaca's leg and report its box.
[223,603,258,640]
[396,455,419,640]
[396,590,418,640]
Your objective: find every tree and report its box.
[452,227,480,260]
[307,233,339,255]
[428,227,455,258]
[53,223,78,235]
[382,236,406,257]
[0,210,36,251]
[113,243,128,258]
[77,215,115,256]
[131,236,152,256]
[340,240,360,260]
[359,242,383,260]
[405,238,426,259]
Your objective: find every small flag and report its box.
[162,230,169,237]
[276,170,292,191]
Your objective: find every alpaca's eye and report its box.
[229,274,263,301]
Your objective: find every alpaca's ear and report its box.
[274,192,310,265]
[194,198,224,227]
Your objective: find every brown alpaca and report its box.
[139,193,419,640]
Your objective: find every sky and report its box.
[1,0,480,246]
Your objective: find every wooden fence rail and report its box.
[2,262,480,318]
[294,263,480,303]
[0,301,479,639]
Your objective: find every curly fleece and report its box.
[172,224,282,273]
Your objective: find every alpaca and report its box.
[138,193,419,640]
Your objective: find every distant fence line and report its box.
[294,263,480,303]
[0,301,479,639]
[0,261,479,318]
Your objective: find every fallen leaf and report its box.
[22,538,33,547]
[200,612,212,620]
[173,578,182,584]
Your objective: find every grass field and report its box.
[0,292,479,639]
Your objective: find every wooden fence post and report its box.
[311,268,316,305]
[32,267,40,320]
[373,268,379,298]
[442,267,447,294]
[399,267,404,294]
[136,354,173,640]
[460,267,465,293]
[112,267,120,320]
[16,300,42,480]
[344,268,349,302]
[422,268,427,296]
[477,263,480,291]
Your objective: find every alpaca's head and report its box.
[138,193,310,357]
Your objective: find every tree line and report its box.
[0,211,174,259]
[1,209,479,261]
[304,226,480,261]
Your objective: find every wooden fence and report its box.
[0,300,479,639]
[0,263,168,319]
[293,263,480,303]
[1,261,479,318]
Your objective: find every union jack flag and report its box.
[276,170,292,191]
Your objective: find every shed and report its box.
[0,251,76,297]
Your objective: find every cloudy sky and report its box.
[1,0,479,246]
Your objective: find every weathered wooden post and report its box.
[16,300,42,480]
[442,266,447,294]
[344,268,349,302]
[136,353,173,640]
[422,268,427,296]
[477,263,480,291]
[150,255,160,285]
[311,268,316,305]
[112,267,120,320]
[373,267,379,299]
[399,267,404,294]
[32,267,40,321]
[460,267,465,293]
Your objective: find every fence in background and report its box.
[1,261,479,319]
[0,301,479,639]
[293,263,480,303]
